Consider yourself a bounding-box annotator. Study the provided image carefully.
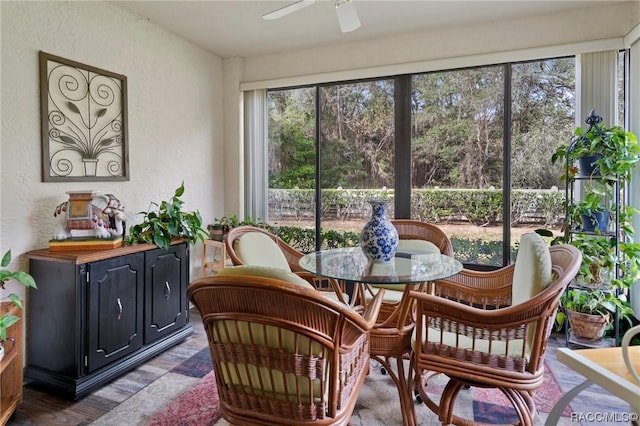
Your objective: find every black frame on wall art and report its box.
[40,51,129,182]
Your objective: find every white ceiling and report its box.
[113,0,621,59]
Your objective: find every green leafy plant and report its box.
[211,214,264,228]
[552,112,640,181]
[557,288,634,332]
[568,186,611,232]
[569,235,616,287]
[127,183,208,249]
[0,250,37,342]
[549,111,640,323]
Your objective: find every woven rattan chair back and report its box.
[225,225,305,272]
[409,243,581,426]
[392,219,454,256]
[188,274,383,426]
[225,225,350,304]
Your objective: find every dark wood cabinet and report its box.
[144,244,188,344]
[25,242,192,399]
[87,253,145,372]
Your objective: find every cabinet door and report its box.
[87,253,144,372]
[144,244,188,344]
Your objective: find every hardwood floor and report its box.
[7,308,209,426]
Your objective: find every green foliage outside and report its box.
[269,188,564,227]
[267,59,575,192]
[266,224,512,266]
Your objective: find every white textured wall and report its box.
[1,1,224,297]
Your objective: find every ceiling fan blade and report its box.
[336,1,360,32]
[262,0,316,20]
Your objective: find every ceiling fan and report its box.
[262,0,361,33]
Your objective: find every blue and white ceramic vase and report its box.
[360,200,398,263]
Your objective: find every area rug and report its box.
[469,360,572,421]
[146,347,221,426]
[146,370,221,426]
[145,347,572,425]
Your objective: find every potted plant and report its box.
[207,214,265,241]
[569,186,611,234]
[549,110,640,344]
[560,288,634,341]
[0,249,37,360]
[207,214,240,242]
[552,110,640,180]
[569,234,615,288]
[127,183,208,249]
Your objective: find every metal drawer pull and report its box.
[116,298,123,320]
[164,281,171,300]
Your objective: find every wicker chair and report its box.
[225,225,350,305]
[188,266,384,426]
[363,220,454,425]
[408,234,582,426]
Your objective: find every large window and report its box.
[319,80,396,234]
[267,57,577,267]
[411,66,507,265]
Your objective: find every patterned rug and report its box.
[146,347,221,426]
[146,347,570,425]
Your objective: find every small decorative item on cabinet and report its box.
[50,191,126,251]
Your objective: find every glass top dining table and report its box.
[298,246,463,285]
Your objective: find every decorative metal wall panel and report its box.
[40,51,129,182]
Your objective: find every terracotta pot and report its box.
[567,309,609,340]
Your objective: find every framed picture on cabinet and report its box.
[39,51,129,182]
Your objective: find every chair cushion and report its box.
[212,319,326,402]
[397,239,440,255]
[410,233,550,363]
[511,233,552,306]
[369,239,441,298]
[233,232,291,270]
[217,265,315,289]
[411,322,525,358]
[212,265,329,402]
[365,287,405,303]
[218,265,350,307]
